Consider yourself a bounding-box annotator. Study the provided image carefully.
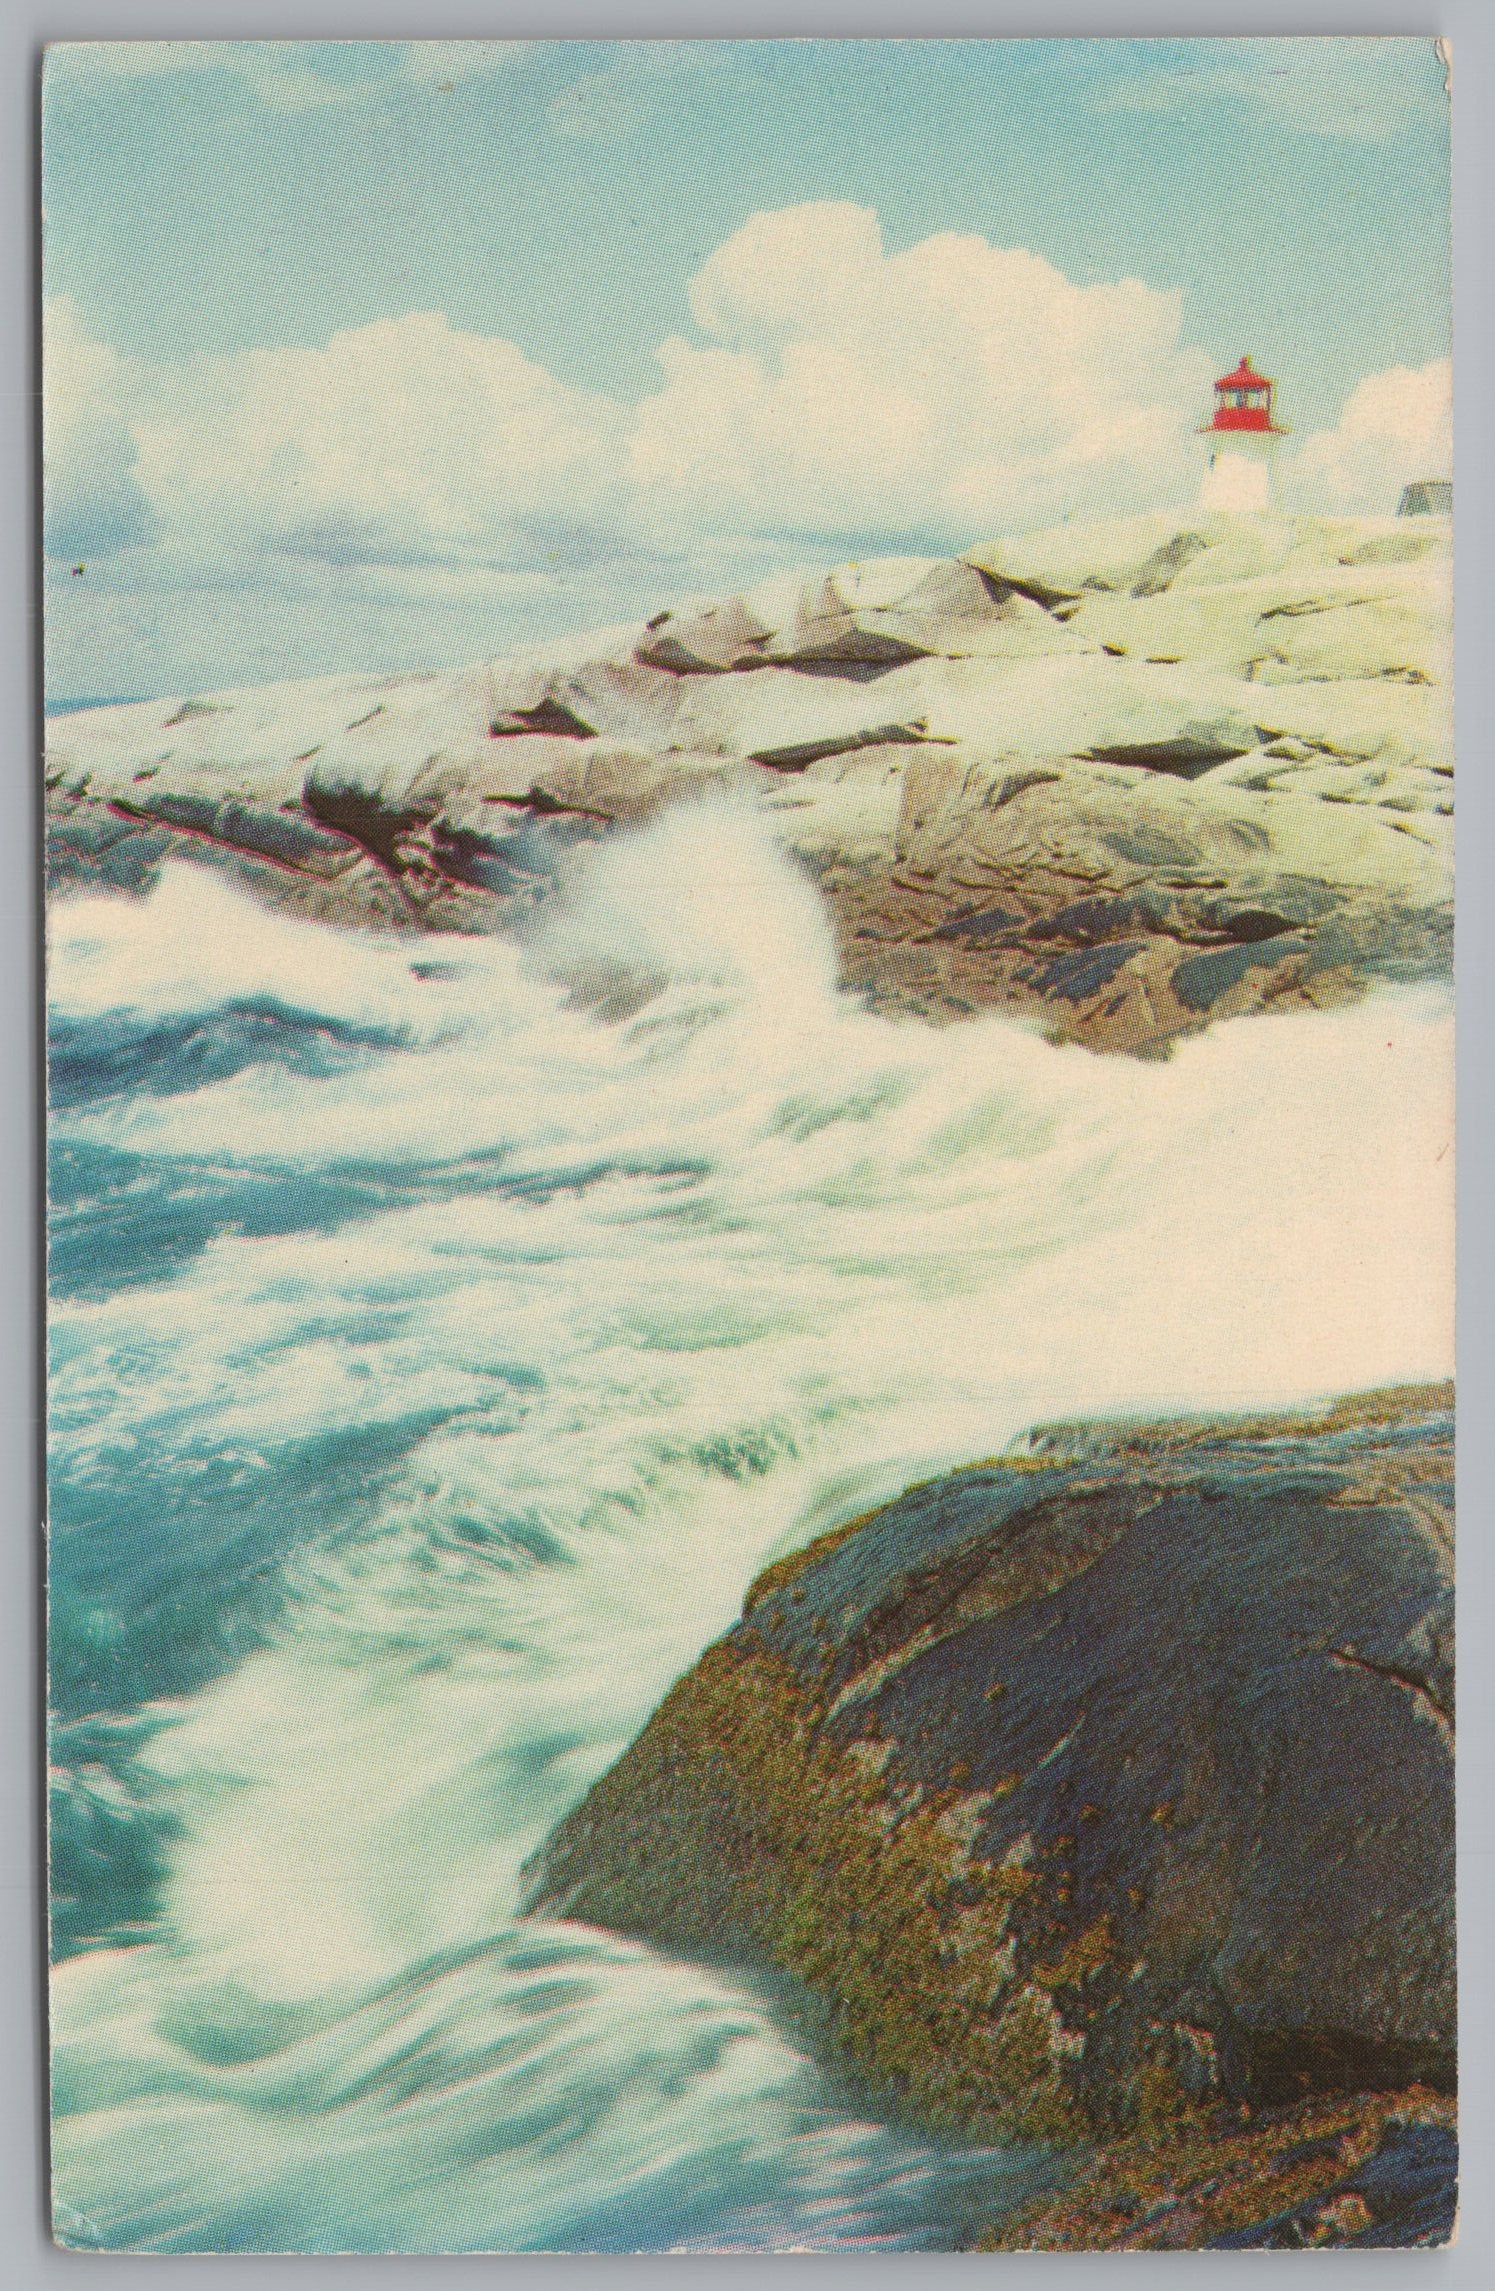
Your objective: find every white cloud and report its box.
[44,203,1451,692]
[49,205,1217,574]
[1288,358,1451,512]
[630,203,1212,537]
[42,295,155,560]
[124,309,628,561]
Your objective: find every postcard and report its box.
[43,37,1454,2253]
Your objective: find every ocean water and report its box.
[46,808,1454,2253]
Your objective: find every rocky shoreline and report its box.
[521,1383,1456,2249]
[47,508,1451,1055]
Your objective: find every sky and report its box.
[43,36,1452,701]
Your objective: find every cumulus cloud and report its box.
[126,310,628,563]
[43,296,155,560]
[1288,358,1451,512]
[44,201,1450,690]
[48,204,1217,576]
[630,203,1211,538]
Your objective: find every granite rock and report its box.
[47,509,1452,1052]
[521,1385,1455,2146]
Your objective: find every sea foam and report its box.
[48,811,1453,2250]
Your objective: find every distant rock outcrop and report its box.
[521,1384,1454,2159]
[47,509,1453,1053]
[1397,480,1452,519]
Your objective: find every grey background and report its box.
[5,1,1489,2281]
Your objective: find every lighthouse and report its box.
[1198,355,1287,512]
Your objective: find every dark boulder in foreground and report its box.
[522,1383,1454,2200]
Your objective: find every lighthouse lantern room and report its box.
[1198,354,1287,511]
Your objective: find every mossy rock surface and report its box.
[982,2087,1457,2250]
[522,1383,1454,2162]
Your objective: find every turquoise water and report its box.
[46,812,1453,2251]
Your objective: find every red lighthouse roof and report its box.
[1202,353,1286,436]
[1215,356,1271,393]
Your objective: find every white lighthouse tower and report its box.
[1198,355,1287,511]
